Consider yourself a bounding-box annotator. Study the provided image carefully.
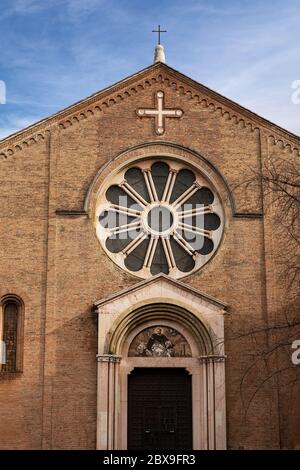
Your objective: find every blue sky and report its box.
[0,0,300,139]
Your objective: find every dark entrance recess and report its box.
[128,368,192,450]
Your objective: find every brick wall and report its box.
[0,64,299,449]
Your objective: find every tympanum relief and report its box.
[128,326,192,357]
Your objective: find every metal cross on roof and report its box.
[152,25,167,45]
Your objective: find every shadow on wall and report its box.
[51,308,98,450]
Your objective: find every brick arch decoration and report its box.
[1,66,299,161]
[106,302,216,357]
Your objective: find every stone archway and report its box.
[94,274,227,450]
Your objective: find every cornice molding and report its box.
[1,63,299,161]
[0,63,160,160]
[267,134,300,155]
[55,209,88,217]
[94,273,228,310]
[234,212,264,219]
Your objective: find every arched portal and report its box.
[94,274,227,450]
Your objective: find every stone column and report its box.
[199,355,227,450]
[96,354,122,450]
[213,356,227,450]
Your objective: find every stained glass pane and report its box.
[151,162,169,200]
[150,238,169,275]
[125,237,150,271]
[179,187,214,210]
[196,237,214,255]
[170,238,195,272]
[106,229,141,253]
[204,213,221,230]
[99,210,137,229]
[125,167,150,202]
[106,185,141,210]
[169,169,195,203]
[176,228,199,248]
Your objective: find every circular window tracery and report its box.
[96,158,224,279]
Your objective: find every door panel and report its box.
[128,368,192,450]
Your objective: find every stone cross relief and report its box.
[137,91,183,135]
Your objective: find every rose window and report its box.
[96,159,224,279]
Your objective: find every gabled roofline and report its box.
[94,273,227,309]
[0,62,161,147]
[158,63,300,143]
[1,61,299,149]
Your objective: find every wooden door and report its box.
[128,368,192,450]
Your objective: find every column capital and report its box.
[97,354,122,363]
[199,355,226,364]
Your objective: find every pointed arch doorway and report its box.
[128,367,192,450]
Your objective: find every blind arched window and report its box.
[0,296,24,373]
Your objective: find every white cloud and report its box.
[13,0,44,13]
[0,0,299,137]
[63,0,103,20]
[0,0,49,19]
[178,0,254,16]
[0,114,41,139]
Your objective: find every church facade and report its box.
[0,54,299,450]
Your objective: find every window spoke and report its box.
[161,236,176,270]
[108,220,142,236]
[178,205,212,218]
[120,181,148,207]
[172,183,200,208]
[123,231,148,256]
[143,237,159,268]
[173,232,195,257]
[109,204,142,217]
[143,170,158,202]
[162,170,177,203]
[178,222,212,239]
